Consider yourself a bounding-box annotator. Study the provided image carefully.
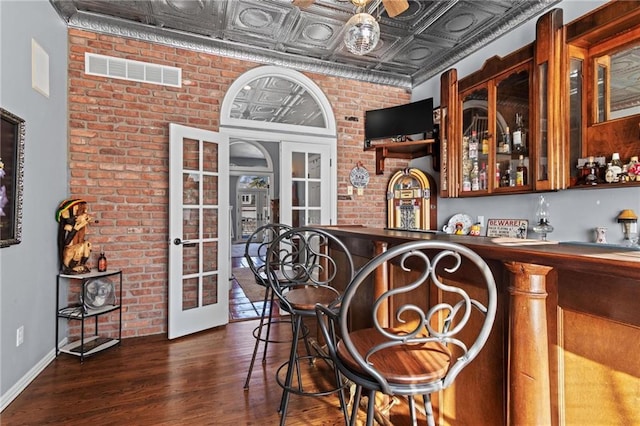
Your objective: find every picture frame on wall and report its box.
[1,107,26,248]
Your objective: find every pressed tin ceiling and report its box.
[50,0,561,90]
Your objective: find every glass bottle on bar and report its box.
[516,155,528,186]
[512,113,527,154]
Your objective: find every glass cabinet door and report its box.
[460,86,489,194]
[495,66,530,190]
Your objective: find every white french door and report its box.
[280,142,332,227]
[168,123,229,339]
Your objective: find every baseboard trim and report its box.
[0,339,66,412]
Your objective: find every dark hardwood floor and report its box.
[3,254,419,425]
[1,320,349,425]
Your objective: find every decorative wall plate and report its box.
[349,163,370,188]
[444,213,473,235]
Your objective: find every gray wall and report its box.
[0,0,67,404]
[412,0,640,245]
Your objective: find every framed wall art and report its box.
[1,107,26,248]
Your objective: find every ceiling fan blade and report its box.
[382,0,409,18]
[292,0,316,8]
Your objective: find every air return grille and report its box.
[85,53,181,88]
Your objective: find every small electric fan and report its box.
[82,278,115,310]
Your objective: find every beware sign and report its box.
[486,219,528,239]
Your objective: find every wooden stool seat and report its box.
[337,328,451,385]
[285,286,340,311]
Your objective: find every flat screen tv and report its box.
[365,98,434,143]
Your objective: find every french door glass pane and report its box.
[182,243,199,276]
[202,274,218,306]
[183,138,199,169]
[308,153,321,178]
[292,152,305,178]
[203,175,218,205]
[182,277,198,310]
[203,241,218,272]
[309,181,321,207]
[203,143,218,172]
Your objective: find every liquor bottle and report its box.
[471,161,480,191]
[516,155,527,186]
[481,132,489,155]
[500,167,509,187]
[512,113,526,154]
[502,127,511,154]
[469,130,478,159]
[610,152,623,182]
[98,251,108,272]
[627,156,639,181]
[495,164,501,187]
[479,162,488,190]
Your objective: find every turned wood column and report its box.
[505,262,553,426]
[372,240,388,327]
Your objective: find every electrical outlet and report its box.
[347,185,353,195]
[16,326,24,347]
[477,216,485,227]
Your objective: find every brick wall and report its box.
[66,29,412,338]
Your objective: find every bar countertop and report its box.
[320,225,640,279]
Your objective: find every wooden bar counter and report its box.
[320,225,640,426]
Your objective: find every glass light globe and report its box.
[344,13,380,55]
[532,195,554,241]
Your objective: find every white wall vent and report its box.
[85,53,181,88]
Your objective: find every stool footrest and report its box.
[275,354,347,398]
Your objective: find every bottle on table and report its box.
[98,250,108,272]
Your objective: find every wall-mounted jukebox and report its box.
[386,168,437,231]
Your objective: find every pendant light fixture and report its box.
[343,0,380,55]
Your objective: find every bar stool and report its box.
[265,226,355,426]
[243,223,304,390]
[316,240,497,426]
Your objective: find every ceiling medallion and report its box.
[302,23,334,42]
[238,8,272,29]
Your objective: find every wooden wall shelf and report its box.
[364,139,436,174]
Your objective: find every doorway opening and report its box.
[222,66,338,322]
